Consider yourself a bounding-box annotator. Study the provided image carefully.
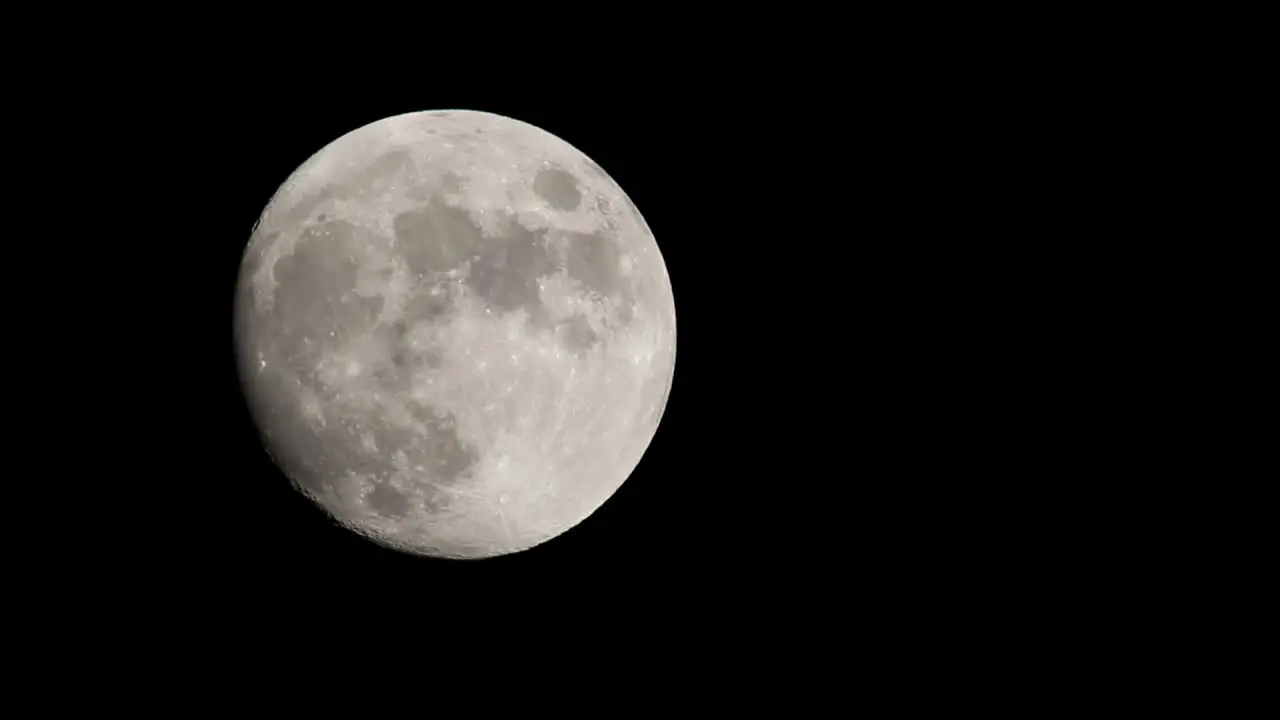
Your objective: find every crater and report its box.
[532,165,582,211]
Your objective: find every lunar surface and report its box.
[233,110,676,559]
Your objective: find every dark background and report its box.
[35,56,1001,632]
[149,86,845,608]
[8,15,1210,694]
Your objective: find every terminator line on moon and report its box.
[233,110,676,559]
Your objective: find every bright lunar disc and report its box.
[233,110,676,559]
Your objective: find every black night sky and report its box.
[46,58,993,637]
[11,16,1151,691]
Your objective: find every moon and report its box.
[233,110,676,559]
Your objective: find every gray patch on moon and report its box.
[414,407,477,481]
[394,197,558,317]
[392,198,484,275]
[366,317,445,389]
[616,301,634,326]
[381,327,415,370]
[532,165,582,211]
[284,397,478,511]
[440,171,464,194]
[403,286,455,324]
[366,481,410,517]
[269,220,384,361]
[562,230,624,301]
[557,315,598,352]
[366,150,414,178]
[465,215,556,314]
[546,221,638,329]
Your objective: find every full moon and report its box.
[233,110,676,559]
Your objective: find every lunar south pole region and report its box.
[233,110,676,559]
